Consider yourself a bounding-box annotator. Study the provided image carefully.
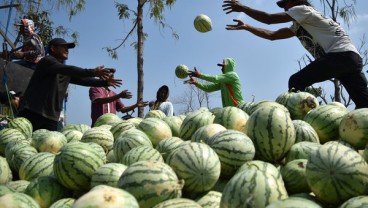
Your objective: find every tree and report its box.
[105,0,178,117]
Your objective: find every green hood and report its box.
[223,58,235,73]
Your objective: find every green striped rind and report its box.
[73,185,139,208]
[194,14,212,33]
[137,117,172,147]
[306,142,368,205]
[304,105,347,143]
[62,130,83,143]
[7,117,33,139]
[153,198,201,208]
[175,64,189,79]
[118,161,184,208]
[126,117,143,127]
[90,163,127,188]
[285,91,319,120]
[33,131,67,154]
[94,113,122,127]
[19,152,55,181]
[167,142,220,193]
[24,176,70,208]
[81,127,114,152]
[196,191,221,208]
[53,142,105,191]
[61,124,91,134]
[113,128,153,160]
[179,110,215,141]
[162,116,183,137]
[156,137,184,161]
[0,128,27,155]
[5,180,30,193]
[145,110,167,119]
[248,100,290,117]
[213,106,249,132]
[49,198,75,208]
[0,156,12,184]
[237,101,255,115]
[339,195,368,208]
[5,141,37,173]
[206,130,255,178]
[245,105,295,163]
[120,145,164,166]
[0,185,15,197]
[293,120,320,144]
[32,129,49,139]
[339,108,368,149]
[0,192,40,208]
[110,120,135,140]
[106,150,117,163]
[285,141,321,163]
[266,196,323,208]
[220,169,288,208]
[280,159,310,194]
[275,91,293,106]
[85,142,107,163]
[190,123,226,143]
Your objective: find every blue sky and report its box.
[1,0,368,126]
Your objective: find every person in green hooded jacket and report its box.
[184,58,244,107]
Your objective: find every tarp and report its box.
[0,58,34,94]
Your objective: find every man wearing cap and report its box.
[11,18,45,69]
[18,38,122,131]
[223,0,368,108]
[89,68,149,126]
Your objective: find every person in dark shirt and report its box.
[18,38,122,131]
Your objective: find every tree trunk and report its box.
[137,0,144,117]
[333,78,341,102]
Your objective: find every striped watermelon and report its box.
[153,198,202,208]
[32,131,67,154]
[275,91,293,106]
[53,142,105,191]
[196,191,222,208]
[213,106,249,132]
[155,137,184,161]
[19,152,55,181]
[49,198,75,208]
[73,185,139,208]
[0,192,40,208]
[145,110,166,119]
[162,116,183,137]
[266,196,323,208]
[106,150,117,163]
[280,159,310,194]
[167,142,220,193]
[237,101,255,115]
[0,156,12,184]
[339,196,368,208]
[206,130,255,178]
[306,142,368,205]
[85,142,107,164]
[190,123,226,144]
[194,14,212,33]
[113,128,153,160]
[81,127,114,152]
[24,176,70,208]
[339,108,368,149]
[120,145,164,166]
[245,105,295,163]
[61,123,90,134]
[110,120,135,140]
[247,100,290,117]
[284,91,319,120]
[304,105,347,144]
[5,180,30,193]
[61,129,83,143]
[7,117,33,139]
[117,160,184,208]
[5,141,37,173]
[137,117,172,146]
[293,120,320,144]
[0,185,15,197]
[90,163,127,188]
[0,128,27,155]
[126,117,143,127]
[220,169,288,208]
[284,141,321,163]
[179,109,215,140]
[327,101,347,110]
[94,113,122,127]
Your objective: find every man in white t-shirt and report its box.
[222,0,368,108]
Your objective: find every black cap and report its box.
[276,0,287,8]
[48,38,76,50]
[0,91,21,104]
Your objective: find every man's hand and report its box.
[119,90,132,99]
[136,100,149,107]
[222,0,246,14]
[188,67,201,78]
[226,19,247,30]
[106,76,122,88]
[184,77,198,85]
[95,66,112,80]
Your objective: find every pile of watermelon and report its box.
[1,91,368,208]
